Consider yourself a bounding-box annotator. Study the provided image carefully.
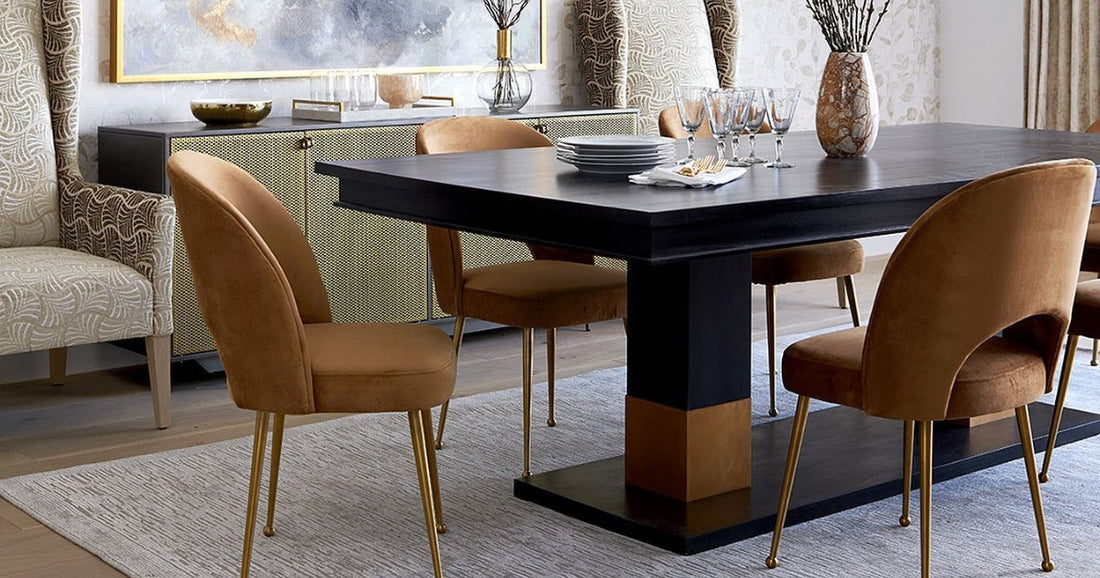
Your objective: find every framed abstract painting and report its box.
[110,0,546,83]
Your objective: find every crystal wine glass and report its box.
[675,85,708,163]
[742,87,768,164]
[726,88,753,167]
[704,88,736,163]
[764,87,800,169]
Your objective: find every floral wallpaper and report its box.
[77,0,937,181]
[737,0,940,131]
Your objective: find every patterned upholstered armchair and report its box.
[0,0,175,428]
[573,0,740,135]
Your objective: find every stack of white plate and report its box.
[556,135,677,174]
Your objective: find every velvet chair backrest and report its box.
[861,159,1096,420]
[167,150,332,414]
[415,117,554,315]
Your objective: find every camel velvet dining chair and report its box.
[1038,279,1100,484]
[416,116,628,477]
[764,159,1097,577]
[166,150,457,578]
[659,105,864,417]
[1074,119,1100,362]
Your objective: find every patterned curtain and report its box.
[1025,0,1100,131]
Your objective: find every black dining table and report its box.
[319,122,1100,554]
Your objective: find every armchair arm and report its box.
[58,177,176,336]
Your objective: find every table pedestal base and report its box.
[514,402,1100,555]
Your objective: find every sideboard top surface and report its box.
[97,105,638,138]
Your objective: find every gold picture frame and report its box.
[110,0,547,83]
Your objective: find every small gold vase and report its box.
[815,51,880,158]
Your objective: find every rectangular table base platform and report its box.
[514,402,1100,555]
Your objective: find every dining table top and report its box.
[320,122,1100,264]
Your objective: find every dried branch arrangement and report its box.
[482,0,532,30]
[806,0,891,52]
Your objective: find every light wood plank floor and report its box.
[0,256,888,576]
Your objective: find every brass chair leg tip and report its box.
[1039,472,1050,483]
[522,470,531,478]
[434,441,444,450]
[262,526,274,537]
[1092,360,1098,367]
[899,516,910,527]
[768,408,778,417]
[547,418,556,427]
[765,556,779,569]
[1042,561,1054,572]
[436,522,448,534]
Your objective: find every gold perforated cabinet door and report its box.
[539,112,638,141]
[305,126,429,324]
[169,133,308,356]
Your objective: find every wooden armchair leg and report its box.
[48,347,66,385]
[146,335,172,429]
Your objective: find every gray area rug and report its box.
[4,329,1100,577]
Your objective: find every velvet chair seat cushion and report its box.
[751,240,865,286]
[783,326,1048,419]
[305,323,457,414]
[460,260,628,329]
[1070,279,1100,337]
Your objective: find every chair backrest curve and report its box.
[167,150,330,414]
[861,159,1096,420]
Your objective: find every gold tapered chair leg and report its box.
[843,275,860,327]
[522,327,534,477]
[408,411,444,578]
[765,395,811,569]
[919,420,932,578]
[1017,405,1055,572]
[900,420,914,527]
[435,316,466,450]
[836,277,847,309]
[547,327,557,427]
[421,408,447,533]
[1041,334,1077,483]
[241,411,270,578]
[262,413,285,537]
[765,284,779,417]
[1092,337,1097,366]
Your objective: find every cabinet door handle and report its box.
[298,136,315,150]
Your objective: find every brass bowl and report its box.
[190,98,272,126]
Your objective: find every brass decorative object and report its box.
[189,98,272,126]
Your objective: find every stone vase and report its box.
[815,52,880,158]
